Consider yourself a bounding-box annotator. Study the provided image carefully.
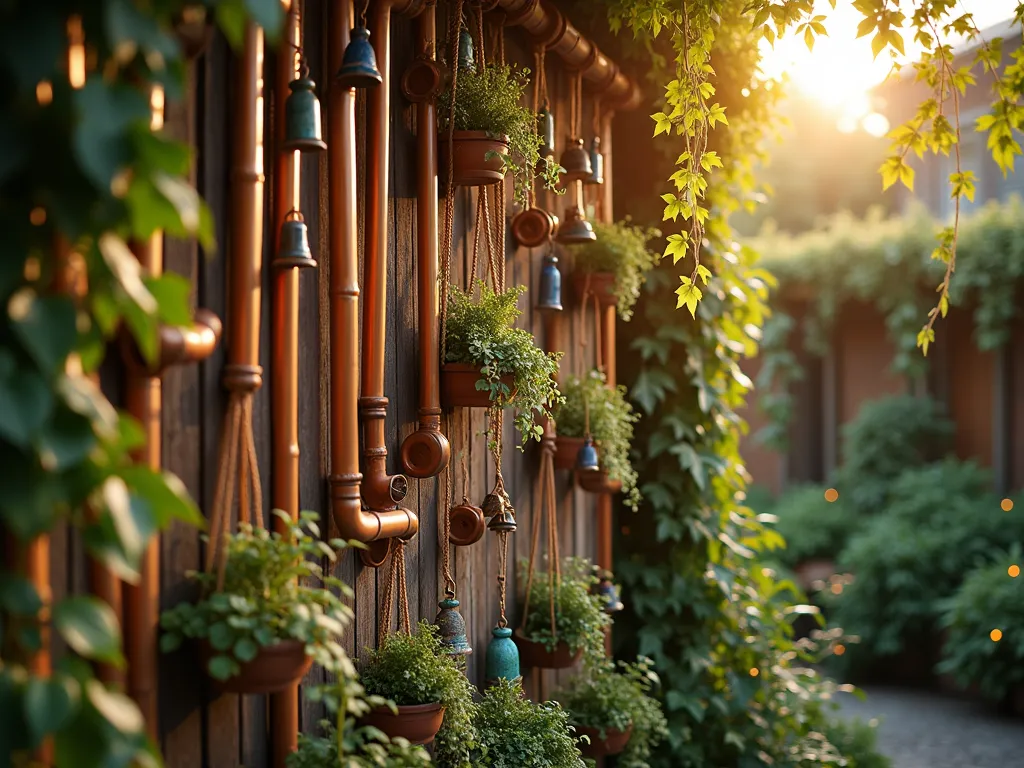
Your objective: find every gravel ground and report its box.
[839,687,1024,768]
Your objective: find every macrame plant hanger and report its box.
[379,539,412,639]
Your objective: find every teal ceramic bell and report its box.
[458,27,476,74]
[586,136,605,185]
[284,71,327,152]
[337,26,383,89]
[435,597,473,656]
[576,436,600,472]
[484,626,520,686]
[275,210,317,269]
[538,103,555,157]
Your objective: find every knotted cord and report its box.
[518,442,560,638]
[379,539,412,638]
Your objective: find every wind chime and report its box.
[571,273,605,473]
[583,97,606,223]
[337,0,383,88]
[557,67,597,245]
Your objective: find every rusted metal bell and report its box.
[560,137,593,183]
[337,26,383,89]
[586,136,605,185]
[458,28,476,74]
[435,597,473,656]
[538,104,556,157]
[556,206,596,244]
[536,252,562,312]
[275,210,316,269]
[596,578,624,613]
[485,626,520,686]
[284,73,327,152]
[576,436,600,472]
[487,506,517,534]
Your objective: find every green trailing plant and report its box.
[470,677,585,768]
[444,281,563,446]
[359,622,476,768]
[159,511,351,680]
[517,557,611,667]
[558,656,668,768]
[438,63,562,204]
[769,484,858,569]
[572,219,662,321]
[818,717,891,768]
[554,369,641,511]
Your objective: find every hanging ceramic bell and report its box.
[556,205,596,245]
[336,26,383,89]
[576,436,600,472]
[284,69,327,152]
[487,506,517,534]
[596,578,624,613]
[275,210,317,269]
[560,137,593,183]
[537,103,556,158]
[481,491,503,518]
[536,252,562,312]
[458,27,476,74]
[485,626,520,686]
[435,597,473,656]
[586,136,605,185]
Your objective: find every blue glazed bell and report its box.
[596,578,624,614]
[275,210,317,269]
[538,103,555,157]
[435,597,473,657]
[536,252,562,312]
[586,136,605,185]
[484,626,520,686]
[284,69,327,152]
[458,27,476,74]
[576,436,600,472]
[337,26,382,89]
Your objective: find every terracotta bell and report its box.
[435,597,473,656]
[576,436,600,472]
[560,137,593,183]
[275,210,316,269]
[458,27,476,74]
[596,578,624,613]
[485,626,520,686]
[537,103,555,157]
[336,26,382,89]
[487,506,517,534]
[536,252,562,312]
[556,205,596,244]
[284,70,327,152]
[510,207,555,248]
[586,136,605,185]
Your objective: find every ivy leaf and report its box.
[53,596,125,667]
[73,80,150,190]
[0,350,53,447]
[651,112,673,137]
[676,277,703,318]
[24,676,79,745]
[696,265,712,285]
[663,232,690,263]
[85,680,144,734]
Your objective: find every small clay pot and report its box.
[362,702,446,745]
[199,639,312,694]
[513,628,581,670]
[511,207,556,248]
[449,502,486,546]
[576,723,634,757]
[440,363,516,409]
[572,271,617,309]
[438,130,509,187]
[577,469,622,495]
[553,436,585,471]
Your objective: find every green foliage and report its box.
[359,622,477,768]
[753,312,802,452]
[572,219,662,321]
[819,718,891,768]
[554,370,641,511]
[938,548,1024,702]
[470,678,585,768]
[557,657,668,768]
[444,281,563,447]
[159,511,351,680]
[769,485,857,569]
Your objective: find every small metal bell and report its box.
[275,210,316,269]
[576,436,600,472]
[481,492,503,517]
[556,206,596,244]
[485,625,520,686]
[596,578,624,614]
[458,27,476,74]
[336,26,383,89]
[536,252,562,312]
[487,506,517,534]
[284,70,327,152]
[559,137,593,183]
[586,136,605,185]
[537,103,555,158]
[435,597,473,656]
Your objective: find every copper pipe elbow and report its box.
[121,308,223,375]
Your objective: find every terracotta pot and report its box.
[578,469,622,495]
[576,722,634,757]
[572,271,617,309]
[553,436,585,470]
[361,702,446,746]
[514,628,581,669]
[511,207,556,248]
[199,639,312,694]
[441,363,515,409]
[438,130,509,187]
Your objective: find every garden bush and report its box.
[769,484,858,569]
[817,717,891,768]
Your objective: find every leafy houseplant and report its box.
[553,369,641,511]
[470,678,585,768]
[359,621,476,767]
[571,219,661,321]
[557,657,668,766]
[443,281,562,446]
[159,511,351,691]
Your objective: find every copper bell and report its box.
[559,137,593,183]
[556,205,596,244]
[586,136,605,185]
[275,210,316,269]
[337,26,383,88]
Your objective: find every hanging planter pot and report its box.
[199,639,312,695]
[441,363,516,409]
[578,468,623,495]
[553,436,585,470]
[438,131,509,187]
[513,628,581,670]
[572,271,617,308]
[361,702,446,746]
[576,723,634,757]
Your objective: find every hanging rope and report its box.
[518,445,560,638]
[496,529,510,628]
[379,539,412,638]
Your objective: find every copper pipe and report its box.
[328,0,417,557]
[271,0,301,764]
[399,6,450,479]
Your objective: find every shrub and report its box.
[819,717,891,768]
[770,484,858,568]
[572,219,662,321]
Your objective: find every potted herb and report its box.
[438,63,562,203]
[515,557,610,670]
[359,621,476,764]
[442,281,562,446]
[557,657,668,765]
[553,369,641,511]
[470,678,585,768]
[159,511,351,694]
[571,219,660,321]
